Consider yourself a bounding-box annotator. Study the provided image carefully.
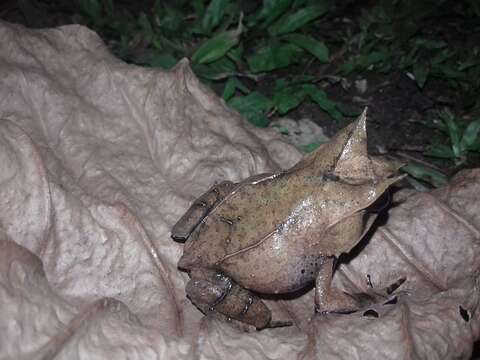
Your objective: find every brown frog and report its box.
[172,109,405,329]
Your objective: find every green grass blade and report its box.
[402,163,447,188]
[425,143,455,159]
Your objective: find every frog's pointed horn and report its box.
[332,108,400,182]
[332,108,370,178]
[288,108,366,174]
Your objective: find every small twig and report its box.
[389,145,428,153]
[394,151,446,173]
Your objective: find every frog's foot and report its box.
[186,268,291,330]
[314,258,406,314]
[315,287,364,314]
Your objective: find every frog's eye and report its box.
[323,172,340,182]
[362,309,379,318]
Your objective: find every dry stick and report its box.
[390,145,428,153]
[394,151,446,173]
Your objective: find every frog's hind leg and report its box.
[315,258,406,314]
[186,269,291,329]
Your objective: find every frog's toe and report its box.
[385,277,406,295]
[267,320,293,329]
[316,277,407,314]
[315,289,367,314]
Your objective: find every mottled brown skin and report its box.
[172,109,405,329]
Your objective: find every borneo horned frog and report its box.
[172,109,405,329]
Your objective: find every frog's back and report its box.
[178,173,313,269]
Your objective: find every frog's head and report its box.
[292,107,404,187]
[296,109,405,255]
[330,108,404,185]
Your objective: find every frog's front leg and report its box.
[315,258,406,314]
[186,268,290,329]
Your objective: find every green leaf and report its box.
[247,43,303,73]
[425,144,455,159]
[339,60,357,74]
[223,77,249,101]
[402,163,447,188]
[361,51,390,66]
[81,0,101,20]
[413,38,447,50]
[227,92,274,127]
[413,62,429,89]
[439,110,462,156]
[227,44,243,64]
[461,119,480,149]
[458,56,480,71]
[156,7,184,33]
[192,57,237,80]
[148,53,178,70]
[281,33,329,62]
[139,51,178,69]
[153,0,164,17]
[431,63,465,80]
[467,138,480,152]
[271,123,290,135]
[268,4,329,36]
[291,74,315,83]
[192,0,206,18]
[202,0,229,33]
[467,0,480,16]
[272,84,307,114]
[430,48,452,66]
[104,0,114,16]
[341,50,391,74]
[192,30,241,64]
[138,13,153,36]
[302,84,343,121]
[256,0,293,27]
